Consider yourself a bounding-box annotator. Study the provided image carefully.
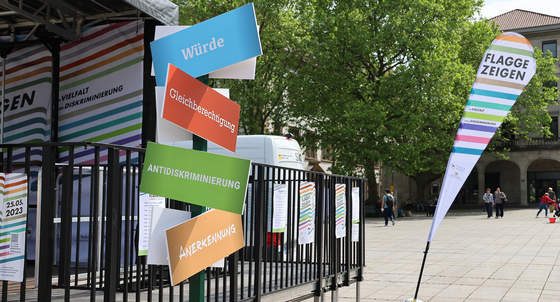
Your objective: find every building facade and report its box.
[383,9,560,207]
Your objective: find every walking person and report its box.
[495,187,506,218]
[382,189,396,226]
[483,188,494,218]
[536,192,554,218]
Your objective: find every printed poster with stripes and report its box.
[335,184,346,238]
[1,21,144,166]
[0,173,28,282]
[427,32,536,242]
[56,21,144,165]
[298,182,315,245]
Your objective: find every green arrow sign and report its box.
[140,142,250,214]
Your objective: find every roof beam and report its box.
[0,1,78,41]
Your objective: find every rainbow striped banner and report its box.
[298,182,315,245]
[335,184,346,238]
[0,173,27,282]
[1,21,144,167]
[427,32,536,242]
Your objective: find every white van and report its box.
[166,135,304,169]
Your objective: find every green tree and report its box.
[492,49,559,145]
[172,0,306,134]
[288,0,557,202]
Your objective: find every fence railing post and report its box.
[104,147,121,302]
[253,165,265,301]
[38,145,56,302]
[344,178,351,287]
[228,251,239,302]
[329,177,339,301]
[314,173,325,300]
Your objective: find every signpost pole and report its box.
[189,74,209,302]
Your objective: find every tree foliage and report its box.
[496,49,559,142]
[172,0,305,134]
[169,0,559,202]
[288,0,557,200]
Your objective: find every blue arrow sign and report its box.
[151,3,262,86]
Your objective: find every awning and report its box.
[0,0,178,42]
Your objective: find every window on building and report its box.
[431,183,440,195]
[543,40,557,58]
[287,127,301,139]
[305,146,317,160]
[551,117,559,138]
[322,146,332,162]
[544,80,558,95]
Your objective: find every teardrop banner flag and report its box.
[427,32,536,242]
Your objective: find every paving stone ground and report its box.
[335,206,559,302]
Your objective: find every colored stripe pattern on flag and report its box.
[427,32,536,242]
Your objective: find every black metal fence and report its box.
[0,142,366,302]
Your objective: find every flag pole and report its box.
[414,241,430,300]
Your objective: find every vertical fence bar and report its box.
[2,146,7,302]
[344,178,351,287]
[314,173,325,300]
[329,176,339,301]
[90,146,100,300]
[104,147,121,302]
[62,147,75,301]
[87,163,94,289]
[123,151,131,301]
[99,164,108,289]
[75,166,83,287]
[20,146,31,302]
[253,165,265,301]
[228,251,239,302]
[38,145,56,302]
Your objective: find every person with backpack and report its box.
[381,189,396,226]
[483,188,494,218]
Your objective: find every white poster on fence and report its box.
[272,183,287,233]
[138,193,165,256]
[298,182,315,245]
[352,224,359,242]
[335,184,346,238]
[352,187,360,224]
[0,173,28,282]
[147,207,191,265]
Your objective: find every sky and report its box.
[480,0,560,19]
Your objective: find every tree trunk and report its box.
[365,162,379,206]
[413,171,442,202]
